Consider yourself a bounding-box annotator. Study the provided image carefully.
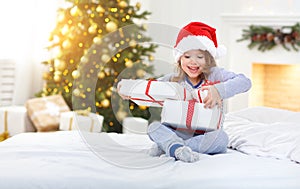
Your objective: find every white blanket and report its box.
[224,106,300,163]
[0,130,300,189]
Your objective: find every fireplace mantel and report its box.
[219,13,300,112]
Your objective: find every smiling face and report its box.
[180,49,206,85]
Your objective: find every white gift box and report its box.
[59,111,104,133]
[122,117,148,135]
[119,79,193,107]
[161,100,223,132]
[0,106,35,136]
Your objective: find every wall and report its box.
[0,0,60,105]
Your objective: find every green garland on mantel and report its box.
[237,23,300,52]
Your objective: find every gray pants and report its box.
[148,121,229,156]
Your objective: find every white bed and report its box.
[0,106,300,189]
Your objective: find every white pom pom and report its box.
[215,45,227,59]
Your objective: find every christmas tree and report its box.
[37,0,159,133]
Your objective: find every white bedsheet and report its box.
[224,106,300,163]
[0,130,299,189]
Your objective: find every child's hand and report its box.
[117,82,130,100]
[201,85,222,109]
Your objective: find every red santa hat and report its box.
[173,22,226,62]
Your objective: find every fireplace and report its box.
[250,63,300,111]
[221,14,300,112]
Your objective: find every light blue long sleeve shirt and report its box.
[157,67,252,99]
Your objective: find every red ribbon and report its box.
[197,90,203,103]
[202,80,220,87]
[184,99,223,132]
[197,80,221,103]
[145,80,164,106]
[186,100,196,129]
[130,80,164,106]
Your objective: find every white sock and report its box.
[147,143,164,157]
[174,146,201,163]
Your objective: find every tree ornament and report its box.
[70,6,82,17]
[101,54,111,63]
[138,105,147,110]
[53,75,61,82]
[106,90,112,97]
[106,21,118,32]
[54,70,62,76]
[62,39,72,49]
[54,60,66,71]
[42,72,50,80]
[148,55,154,61]
[60,25,69,36]
[125,60,133,67]
[73,88,81,97]
[53,47,63,58]
[136,2,141,10]
[118,1,128,8]
[96,5,105,13]
[97,71,105,79]
[57,13,65,23]
[136,69,145,78]
[88,25,97,34]
[80,56,89,64]
[101,99,110,108]
[129,40,137,47]
[93,36,102,45]
[72,70,80,79]
[116,111,127,120]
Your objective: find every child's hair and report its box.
[171,50,216,82]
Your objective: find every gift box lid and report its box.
[120,79,191,99]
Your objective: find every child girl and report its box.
[147,22,251,162]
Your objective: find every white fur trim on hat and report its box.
[173,35,226,62]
